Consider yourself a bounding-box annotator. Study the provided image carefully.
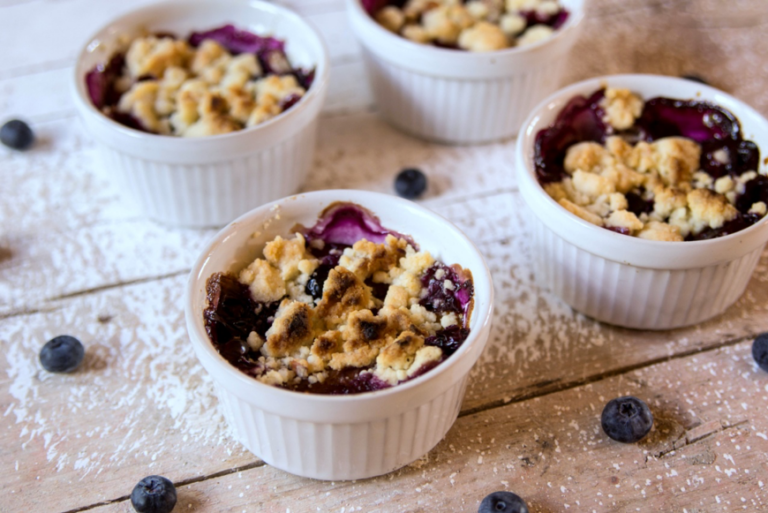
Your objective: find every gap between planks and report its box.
[53,330,761,513]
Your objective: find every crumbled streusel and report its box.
[371,0,567,52]
[227,232,465,388]
[87,27,310,137]
[543,87,767,241]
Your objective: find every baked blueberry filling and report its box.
[203,203,474,395]
[535,87,766,241]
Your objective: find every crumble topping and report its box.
[86,26,312,137]
[213,232,470,389]
[542,87,766,241]
[371,0,568,52]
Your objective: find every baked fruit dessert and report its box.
[203,202,474,394]
[85,25,314,136]
[535,87,767,241]
[364,0,569,51]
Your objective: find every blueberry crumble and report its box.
[364,0,569,52]
[203,202,474,394]
[535,87,767,241]
[85,25,314,136]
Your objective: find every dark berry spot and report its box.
[478,491,529,513]
[601,396,653,443]
[624,191,654,216]
[394,168,428,199]
[39,335,85,373]
[130,475,177,513]
[752,333,768,373]
[305,264,333,300]
[681,74,708,85]
[425,325,469,357]
[1,119,34,150]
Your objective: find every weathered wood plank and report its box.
[84,340,768,513]
[3,228,768,512]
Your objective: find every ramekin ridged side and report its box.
[531,215,763,329]
[215,376,468,480]
[347,0,585,144]
[517,74,768,330]
[72,0,329,228]
[185,190,494,480]
[96,119,317,227]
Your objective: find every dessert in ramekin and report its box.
[73,0,329,227]
[347,0,584,144]
[185,190,493,479]
[517,74,768,329]
[369,0,569,51]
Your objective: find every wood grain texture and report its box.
[84,341,768,512]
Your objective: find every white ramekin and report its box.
[184,190,494,480]
[346,0,585,144]
[517,74,768,330]
[72,0,329,227]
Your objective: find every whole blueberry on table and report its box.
[39,335,85,373]
[131,475,177,513]
[681,74,708,85]
[752,333,768,372]
[478,491,529,513]
[394,168,427,199]
[601,396,653,443]
[0,119,34,150]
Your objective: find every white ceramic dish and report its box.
[72,0,329,227]
[346,0,585,144]
[516,74,768,330]
[185,190,494,480]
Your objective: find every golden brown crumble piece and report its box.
[316,267,373,325]
[687,188,738,232]
[238,259,286,303]
[376,330,425,371]
[651,137,701,187]
[264,234,312,281]
[602,88,643,130]
[637,221,683,242]
[339,235,407,280]
[264,300,318,357]
[310,331,344,361]
[345,309,389,343]
[564,142,609,174]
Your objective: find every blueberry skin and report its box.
[131,475,177,513]
[752,333,768,373]
[478,491,529,513]
[601,396,653,443]
[394,168,427,199]
[0,119,34,150]
[681,74,708,85]
[39,335,85,373]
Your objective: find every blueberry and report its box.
[131,475,177,513]
[0,119,34,150]
[752,333,768,372]
[478,491,529,513]
[39,335,85,373]
[394,168,427,199]
[601,396,653,443]
[681,74,708,85]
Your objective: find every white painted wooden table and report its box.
[2,0,768,511]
